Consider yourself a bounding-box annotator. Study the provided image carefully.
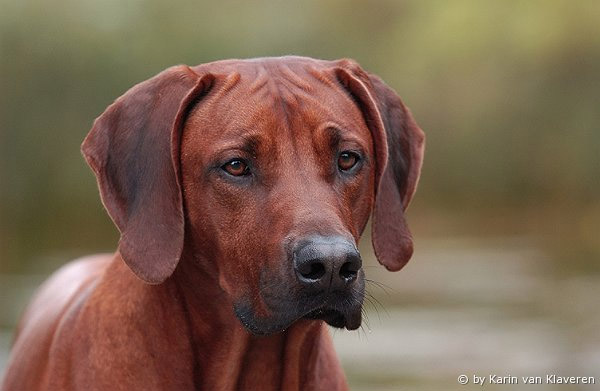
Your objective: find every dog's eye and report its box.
[222,159,250,176]
[337,151,360,171]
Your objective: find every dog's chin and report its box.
[233,302,363,336]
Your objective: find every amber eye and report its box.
[222,159,250,177]
[337,151,360,171]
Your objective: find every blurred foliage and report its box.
[1,0,599,273]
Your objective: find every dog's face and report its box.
[181,64,375,333]
[82,57,424,335]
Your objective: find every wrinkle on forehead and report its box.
[195,57,340,108]
[185,58,372,165]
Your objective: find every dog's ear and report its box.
[81,66,214,283]
[335,62,425,271]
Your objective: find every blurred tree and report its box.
[1,0,599,273]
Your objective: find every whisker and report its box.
[365,278,395,296]
[363,295,382,324]
[366,291,389,318]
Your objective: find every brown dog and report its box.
[2,56,424,391]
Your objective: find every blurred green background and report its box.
[1,1,599,389]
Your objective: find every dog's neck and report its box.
[169,256,347,391]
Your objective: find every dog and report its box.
[2,56,424,391]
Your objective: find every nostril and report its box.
[299,260,326,281]
[339,258,360,281]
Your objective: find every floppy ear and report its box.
[81,66,214,284]
[336,63,425,271]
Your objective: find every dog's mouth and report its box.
[299,288,364,330]
[234,288,364,335]
[233,266,365,336]
[235,300,363,336]
[302,306,362,330]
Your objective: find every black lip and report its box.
[299,288,364,329]
[234,293,364,335]
[303,308,348,328]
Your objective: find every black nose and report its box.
[293,236,362,292]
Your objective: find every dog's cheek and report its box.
[341,170,375,239]
[214,203,266,295]
[357,171,376,235]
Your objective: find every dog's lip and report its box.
[239,271,365,335]
[301,303,362,330]
[279,284,365,331]
[235,291,364,335]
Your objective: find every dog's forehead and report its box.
[196,56,349,107]
[193,56,335,76]
[185,57,369,146]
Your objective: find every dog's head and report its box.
[82,57,424,335]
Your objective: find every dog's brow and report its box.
[217,132,263,156]
[321,125,366,151]
[325,126,342,150]
[239,134,261,156]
